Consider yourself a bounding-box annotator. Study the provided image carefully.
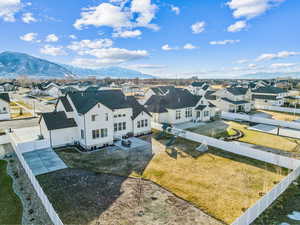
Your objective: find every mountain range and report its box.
[0,51,155,79]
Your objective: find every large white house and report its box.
[39,90,152,149]
[251,86,287,107]
[214,87,252,113]
[144,88,216,125]
[188,82,210,96]
[0,93,11,120]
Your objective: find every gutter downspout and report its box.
[84,114,87,147]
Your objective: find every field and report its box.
[0,160,22,225]
[257,109,300,122]
[227,121,300,153]
[142,134,287,224]
[10,105,33,119]
[15,100,33,109]
[38,169,222,225]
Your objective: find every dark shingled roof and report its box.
[68,90,131,114]
[60,87,79,95]
[205,91,216,100]
[126,96,152,119]
[209,102,216,108]
[191,82,205,87]
[40,111,77,130]
[195,105,207,110]
[0,93,10,103]
[56,96,73,112]
[226,87,248,96]
[145,88,201,113]
[150,86,175,95]
[252,95,277,100]
[221,97,249,105]
[252,86,285,94]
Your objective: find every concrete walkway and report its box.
[22,148,67,176]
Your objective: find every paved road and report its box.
[0,118,39,130]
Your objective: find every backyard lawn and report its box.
[227,121,300,153]
[257,109,300,122]
[0,160,22,225]
[142,135,288,224]
[15,100,33,109]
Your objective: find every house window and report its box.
[197,111,201,118]
[137,121,141,128]
[176,110,181,120]
[118,114,122,117]
[123,114,126,117]
[122,122,126,130]
[101,128,108,138]
[3,107,6,111]
[141,120,144,127]
[145,119,148,127]
[105,113,108,121]
[81,129,84,139]
[92,129,100,139]
[114,115,117,118]
[204,111,209,117]
[114,123,118,132]
[185,108,192,118]
[118,122,122,130]
[98,104,100,108]
[91,114,97,121]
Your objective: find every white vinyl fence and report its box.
[152,122,300,225]
[257,105,300,114]
[232,165,300,225]
[222,112,300,130]
[10,137,64,225]
[152,122,300,169]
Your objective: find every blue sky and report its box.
[0,0,299,78]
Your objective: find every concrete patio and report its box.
[22,148,67,176]
[114,137,151,151]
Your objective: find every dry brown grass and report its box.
[227,121,300,152]
[11,112,33,119]
[142,136,287,224]
[258,110,300,122]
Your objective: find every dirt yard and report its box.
[142,134,288,224]
[38,168,223,225]
[257,109,300,122]
[55,146,153,177]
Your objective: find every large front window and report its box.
[92,129,100,139]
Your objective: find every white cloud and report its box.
[68,39,113,51]
[227,0,286,20]
[191,21,206,34]
[77,47,149,65]
[270,63,296,68]
[210,39,240,45]
[227,20,247,32]
[45,34,59,42]
[131,0,158,30]
[74,1,159,32]
[113,29,142,38]
[22,12,36,23]
[74,3,131,30]
[20,32,38,42]
[0,0,21,22]
[40,45,66,56]
[248,63,257,68]
[236,59,249,64]
[170,5,180,15]
[69,34,77,39]
[256,51,300,61]
[183,43,197,50]
[161,44,174,51]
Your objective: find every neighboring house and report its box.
[40,90,151,149]
[0,93,11,120]
[251,86,287,107]
[214,87,251,113]
[188,82,210,96]
[31,82,61,97]
[142,86,175,104]
[144,88,216,125]
[0,82,17,92]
